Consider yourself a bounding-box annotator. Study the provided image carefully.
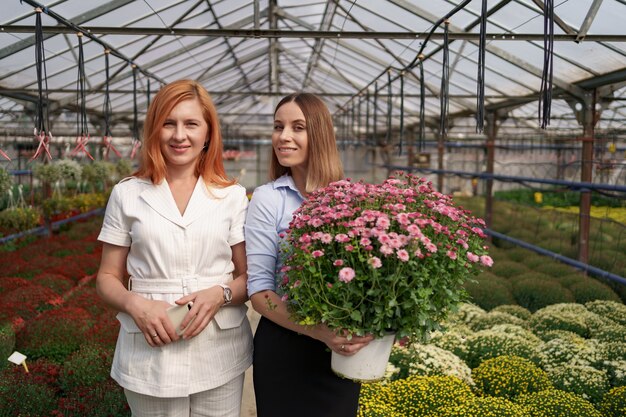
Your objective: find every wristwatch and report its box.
[219,284,233,305]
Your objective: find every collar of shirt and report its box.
[272,174,305,201]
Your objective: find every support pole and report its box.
[484,112,498,237]
[578,90,596,264]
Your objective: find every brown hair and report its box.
[270,93,343,192]
[134,79,233,187]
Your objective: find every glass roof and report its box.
[0,0,625,143]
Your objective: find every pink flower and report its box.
[397,249,409,262]
[447,250,457,260]
[345,244,354,252]
[466,252,479,263]
[480,255,494,267]
[338,267,355,283]
[368,256,382,269]
[333,259,344,267]
[312,250,324,258]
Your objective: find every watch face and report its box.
[224,286,233,303]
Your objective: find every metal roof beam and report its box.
[576,0,604,42]
[0,0,134,60]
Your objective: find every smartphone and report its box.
[166,302,194,336]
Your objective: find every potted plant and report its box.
[279,171,493,380]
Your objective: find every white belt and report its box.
[129,274,232,295]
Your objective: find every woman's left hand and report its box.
[174,286,224,338]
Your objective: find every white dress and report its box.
[98,176,253,397]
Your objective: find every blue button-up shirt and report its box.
[245,174,305,296]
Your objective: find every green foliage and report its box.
[391,375,473,416]
[472,355,552,400]
[512,279,574,312]
[532,261,578,278]
[516,389,603,417]
[435,396,530,417]
[59,344,113,392]
[428,325,472,361]
[115,159,133,179]
[464,274,515,311]
[467,311,526,331]
[599,386,626,417]
[0,324,15,371]
[570,278,621,303]
[280,173,491,338]
[0,206,41,234]
[585,300,626,326]
[465,328,540,369]
[16,307,93,361]
[547,365,610,404]
[33,162,62,183]
[491,304,532,320]
[57,379,130,417]
[388,342,473,385]
[495,188,623,208]
[490,260,529,278]
[0,360,59,417]
[529,304,593,338]
[0,167,12,197]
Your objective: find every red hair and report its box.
[134,79,234,187]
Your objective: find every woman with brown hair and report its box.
[245,92,373,417]
[96,79,252,417]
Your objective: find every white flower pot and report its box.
[330,333,395,382]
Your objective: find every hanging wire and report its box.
[439,20,450,138]
[373,82,378,146]
[539,0,554,129]
[476,0,487,133]
[398,71,405,155]
[102,49,121,159]
[30,7,52,162]
[130,65,141,159]
[386,70,392,146]
[418,55,426,152]
[70,32,93,160]
[147,78,151,107]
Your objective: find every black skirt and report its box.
[253,316,361,417]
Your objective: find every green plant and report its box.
[472,355,552,400]
[57,379,130,417]
[0,167,12,198]
[0,360,60,417]
[491,304,531,320]
[599,386,626,417]
[570,279,621,303]
[357,382,403,417]
[428,324,472,360]
[585,300,626,326]
[0,323,15,370]
[279,173,492,338]
[388,342,473,385]
[532,261,578,278]
[435,396,530,417]
[537,337,603,371]
[0,206,41,234]
[465,328,540,369]
[16,307,93,361]
[547,364,610,404]
[516,389,602,417]
[467,311,526,331]
[512,278,574,312]
[391,375,473,416]
[490,260,528,278]
[464,275,515,311]
[529,304,592,338]
[33,162,62,184]
[59,344,113,392]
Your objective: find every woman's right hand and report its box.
[129,297,180,347]
[312,324,374,356]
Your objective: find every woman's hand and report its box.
[312,324,374,356]
[128,297,180,347]
[173,286,225,339]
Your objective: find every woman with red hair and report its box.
[96,79,252,417]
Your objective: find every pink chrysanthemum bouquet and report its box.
[279,171,493,339]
